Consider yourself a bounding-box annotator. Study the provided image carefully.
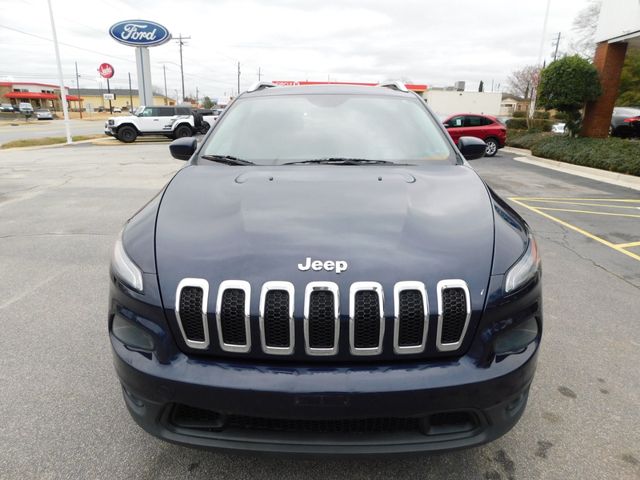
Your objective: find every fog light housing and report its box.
[112,314,154,351]
[494,317,538,355]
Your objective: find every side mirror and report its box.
[169,137,197,161]
[458,136,487,160]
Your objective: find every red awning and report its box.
[4,92,83,101]
[5,92,57,100]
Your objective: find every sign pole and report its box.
[107,77,113,114]
[47,0,72,144]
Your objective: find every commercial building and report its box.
[0,81,81,111]
[74,88,175,111]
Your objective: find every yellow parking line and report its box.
[509,198,640,263]
[615,241,640,249]
[510,197,640,203]
[522,199,640,210]
[535,207,640,218]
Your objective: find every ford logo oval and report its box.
[109,20,171,47]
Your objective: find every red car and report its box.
[442,113,507,157]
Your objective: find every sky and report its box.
[0,0,594,101]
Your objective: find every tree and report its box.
[617,47,640,106]
[569,0,601,58]
[478,80,484,92]
[202,96,214,109]
[538,55,602,136]
[507,65,541,99]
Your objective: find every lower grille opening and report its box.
[169,404,480,437]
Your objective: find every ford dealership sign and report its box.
[109,20,171,47]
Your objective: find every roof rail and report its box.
[377,81,409,93]
[247,81,277,93]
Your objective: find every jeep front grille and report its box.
[304,282,339,355]
[436,280,471,352]
[216,280,251,352]
[174,279,472,357]
[175,278,210,349]
[260,282,294,355]
[350,282,384,355]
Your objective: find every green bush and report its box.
[506,118,528,129]
[506,118,553,131]
[533,111,550,119]
[506,133,640,176]
[553,111,568,121]
[512,111,527,118]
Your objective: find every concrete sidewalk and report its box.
[503,146,640,192]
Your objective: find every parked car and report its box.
[442,113,506,157]
[104,105,213,142]
[18,102,34,115]
[108,82,542,454]
[34,109,53,120]
[0,103,14,112]
[113,107,122,113]
[551,122,566,134]
[611,106,640,138]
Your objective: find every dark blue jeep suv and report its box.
[108,82,542,454]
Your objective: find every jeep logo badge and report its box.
[298,257,348,274]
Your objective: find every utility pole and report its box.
[257,67,261,81]
[75,61,82,119]
[174,33,190,103]
[237,61,241,95]
[128,72,134,110]
[552,32,562,61]
[196,86,199,106]
[163,65,168,105]
[47,0,71,143]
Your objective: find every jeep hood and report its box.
[155,164,496,310]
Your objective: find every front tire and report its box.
[484,137,499,157]
[117,125,137,143]
[174,125,193,139]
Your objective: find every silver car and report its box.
[35,109,54,120]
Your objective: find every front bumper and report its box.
[112,336,538,454]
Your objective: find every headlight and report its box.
[504,235,540,293]
[111,230,143,292]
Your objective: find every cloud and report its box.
[0,0,592,99]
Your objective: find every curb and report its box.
[502,146,640,192]
[0,138,104,152]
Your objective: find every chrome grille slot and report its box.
[216,280,251,352]
[259,282,294,355]
[350,282,384,355]
[393,282,428,354]
[436,280,471,352]
[175,278,210,350]
[304,282,339,355]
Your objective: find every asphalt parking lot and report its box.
[0,143,638,479]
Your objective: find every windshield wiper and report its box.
[282,158,399,165]
[200,154,255,166]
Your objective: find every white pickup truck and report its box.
[104,105,215,143]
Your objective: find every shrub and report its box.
[553,111,568,121]
[512,111,527,118]
[533,111,550,119]
[538,55,602,136]
[506,134,640,176]
[506,118,554,131]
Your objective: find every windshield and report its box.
[134,106,145,116]
[201,94,454,165]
